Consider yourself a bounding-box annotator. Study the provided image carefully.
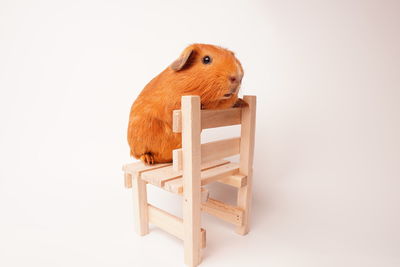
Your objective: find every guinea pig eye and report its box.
[202,55,212,64]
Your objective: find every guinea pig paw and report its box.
[140,152,155,165]
[233,98,249,108]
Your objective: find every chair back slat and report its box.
[173,137,240,171]
[173,108,241,133]
[201,137,240,163]
[201,108,241,130]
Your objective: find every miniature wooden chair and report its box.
[123,95,256,267]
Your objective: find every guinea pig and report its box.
[127,43,246,164]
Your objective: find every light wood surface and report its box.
[124,172,132,188]
[217,174,247,188]
[173,107,242,133]
[201,108,241,130]
[201,198,244,226]
[163,163,241,194]
[201,137,240,163]
[181,96,202,267]
[124,95,257,266]
[131,174,149,236]
[172,149,183,171]
[173,109,182,132]
[123,161,171,176]
[141,159,229,187]
[148,204,206,249]
[236,95,256,235]
[201,187,209,203]
[173,137,240,170]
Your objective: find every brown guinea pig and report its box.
[127,43,246,164]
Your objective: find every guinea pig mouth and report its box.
[221,84,240,99]
[221,92,235,99]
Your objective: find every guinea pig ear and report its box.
[170,46,195,71]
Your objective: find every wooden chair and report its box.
[123,95,256,267]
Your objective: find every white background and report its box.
[1,0,399,266]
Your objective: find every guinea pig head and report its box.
[170,44,244,109]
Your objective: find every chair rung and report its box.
[201,198,244,226]
[217,174,247,188]
[148,204,206,248]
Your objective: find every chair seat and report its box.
[123,159,246,194]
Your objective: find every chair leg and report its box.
[235,171,252,235]
[132,174,149,236]
[181,95,202,266]
[183,194,202,267]
[236,95,256,235]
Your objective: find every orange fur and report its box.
[127,44,245,164]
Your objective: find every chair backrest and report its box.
[172,95,256,177]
